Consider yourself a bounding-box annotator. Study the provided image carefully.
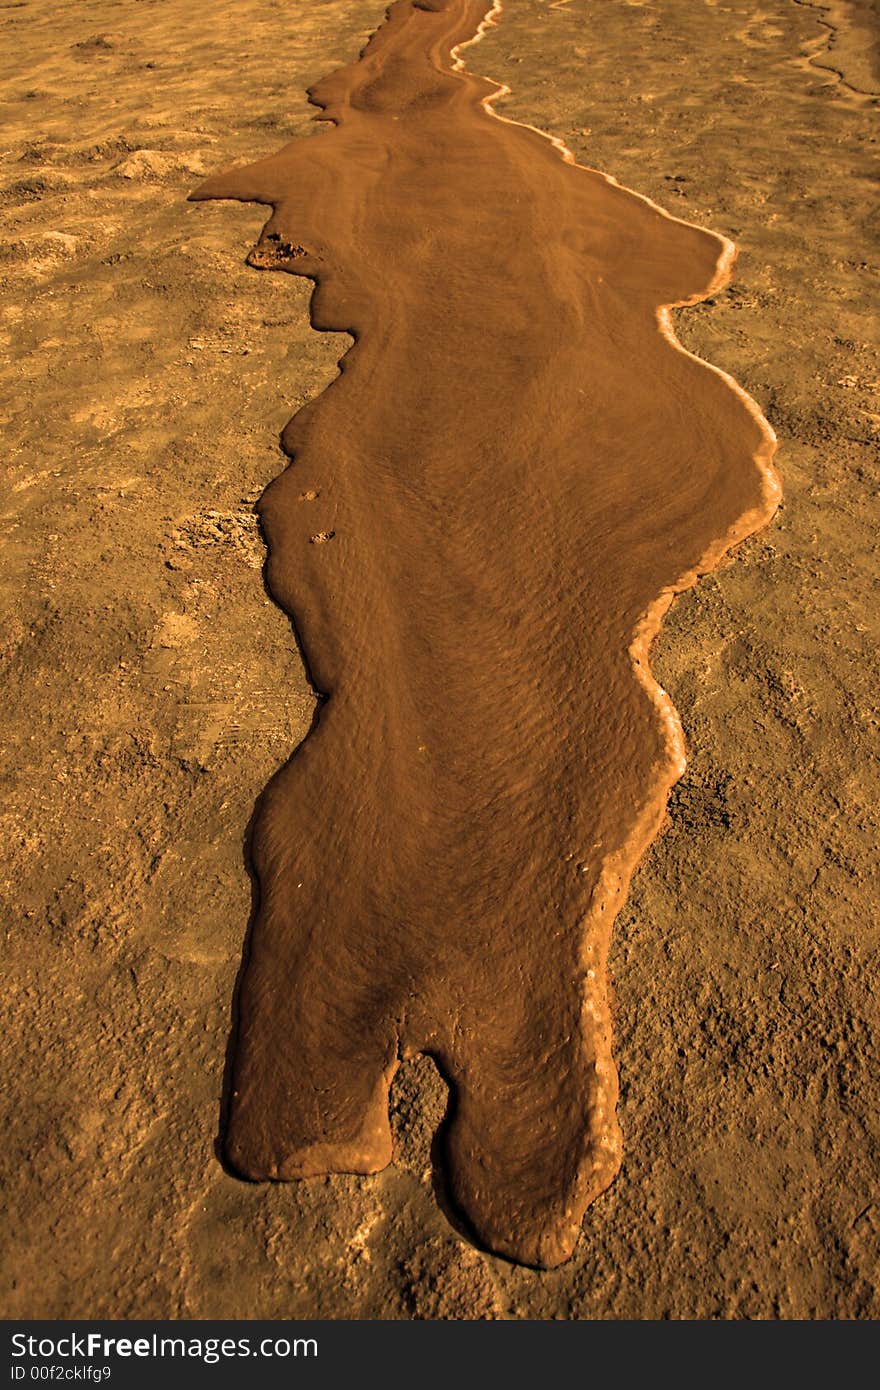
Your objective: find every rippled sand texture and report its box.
[191,0,778,1267]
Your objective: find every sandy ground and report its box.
[1,0,878,1319]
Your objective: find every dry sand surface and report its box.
[1,0,878,1318]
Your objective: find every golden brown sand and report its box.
[191,0,777,1267]
[1,0,877,1316]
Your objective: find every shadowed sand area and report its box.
[190,0,779,1267]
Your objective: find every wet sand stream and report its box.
[191,0,779,1266]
